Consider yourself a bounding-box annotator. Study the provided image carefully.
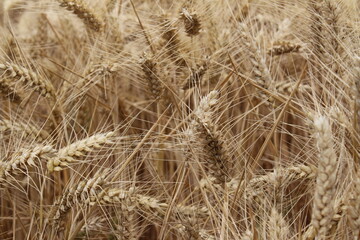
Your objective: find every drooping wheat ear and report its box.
[47,131,115,172]
[0,145,55,184]
[0,119,50,141]
[47,170,107,224]
[310,116,338,239]
[275,80,311,96]
[0,62,56,100]
[268,207,290,240]
[346,171,360,239]
[192,90,231,184]
[240,229,253,240]
[139,54,164,100]
[267,41,302,55]
[90,188,210,221]
[173,204,210,221]
[247,164,317,193]
[182,62,208,90]
[0,77,22,102]
[238,23,272,99]
[57,0,104,32]
[90,188,168,218]
[180,8,201,36]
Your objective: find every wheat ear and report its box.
[267,41,302,55]
[0,145,54,184]
[0,119,50,141]
[47,171,107,223]
[238,23,272,101]
[180,8,201,36]
[268,207,290,240]
[57,0,104,32]
[0,62,56,100]
[346,171,360,239]
[139,54,164,100]
[310,116,338,239]
[47,132,115,172]
[192,90,231,184]
[0,77,22,102]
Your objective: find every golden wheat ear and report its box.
[310,116,338,239]
[57,0,104,32]
[0,62,56,100]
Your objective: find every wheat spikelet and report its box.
[0,62,56,100]
[47,132,115,172]
[310,115,338,239]
[57,0,104,32]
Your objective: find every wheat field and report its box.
[0,0,359,239]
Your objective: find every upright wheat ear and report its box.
[268,208,290,239]
[57,0,104,32]
[310,116,338,239]
[180,8,201,36]
[346,171,360,239]
[139,54,164,100]
[192,91,231,184]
